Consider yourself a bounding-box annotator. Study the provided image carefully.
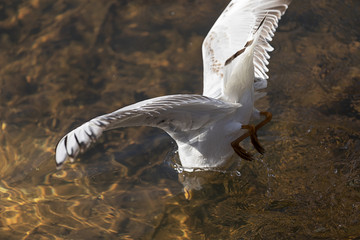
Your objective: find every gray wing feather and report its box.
[55,94,238,166]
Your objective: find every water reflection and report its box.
[0,0,359,239]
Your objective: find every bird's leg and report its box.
[255,111,272,132]
[231,125,256,161]
[231,112,272,160]
[250,111,272,154]
[249,127,265,155]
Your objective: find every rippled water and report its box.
[0,0,359,239]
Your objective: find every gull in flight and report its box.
[55,0,291,171]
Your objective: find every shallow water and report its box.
[0,0,359,239]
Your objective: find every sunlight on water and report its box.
[0,0,359,239]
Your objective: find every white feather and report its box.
[202,0,291,101]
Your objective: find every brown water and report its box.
[0,0,359,239]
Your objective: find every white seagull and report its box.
[55,0,291,171]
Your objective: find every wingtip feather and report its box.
[54,120,105,168]
[55,137,68,167]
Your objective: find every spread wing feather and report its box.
[55,94,238,166]
[202,0,291,99]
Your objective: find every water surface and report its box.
[0,0,359,239]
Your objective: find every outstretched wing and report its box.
[202,0,291,99]
[55,94,238,167]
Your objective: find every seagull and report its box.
[55,0,291,171]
